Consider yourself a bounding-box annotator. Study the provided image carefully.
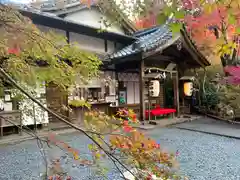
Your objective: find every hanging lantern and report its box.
[149,80,160,97]
[184,82,193,96]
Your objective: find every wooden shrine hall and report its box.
[106,19,210,121]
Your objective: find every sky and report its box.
[4,0,136,19]
[6,0,33,3]
[4,0,46,4]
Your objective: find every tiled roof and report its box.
[133,26,160,37]
[108,19,179,59]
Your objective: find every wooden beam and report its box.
[173,69,180,117]
[139,58,145,122]
[144,67,177,73]
[104,39,108,52]
[144,73,165,79]
[147,55,175,62]
[115,59,140,71]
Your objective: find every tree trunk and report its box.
[46,83,68,122]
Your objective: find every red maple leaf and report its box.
[123,125,133,133]
[220,66,240,85]
[7,48,20,56]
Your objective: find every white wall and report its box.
[36,24,119,54]
[70,32,118,54]
[69,32,104,53]
[36,24,66,36]
[106,42,124,54]
[64,7,125,35]
[107,40,115,54]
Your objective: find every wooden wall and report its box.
[118,73,140,104]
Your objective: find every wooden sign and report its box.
[0,110,21,127]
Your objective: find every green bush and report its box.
[200,82,219,110]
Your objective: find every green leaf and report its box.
[169,23,182,35]
[95,152,101,159]
[174,10,185,19]
[88,144,93,151]
[228,14,236,25]
[156,14,167,25]
[236,27,240,34]
[101,167,109,174]
[163,6,173,16]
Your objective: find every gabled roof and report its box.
[108,19,210,67]
[19,8,136,44]
[109,23,173,59]
[30,0,137,34]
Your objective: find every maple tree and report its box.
[47,109,181,180]
[131,0,240,59]
[182,1,240,64]
[175,0,240,84]
[128,0,240,84]
[0,4,101,90]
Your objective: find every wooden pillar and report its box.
[173,71,180,117]
[115,71,119,106]
[139,59,145,122]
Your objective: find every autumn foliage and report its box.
[184,4,239,56]
[47,109,181,179]
[220,65,240,84]
[135,14,157,29]
[132,0,240,84]
[181,0,240,84]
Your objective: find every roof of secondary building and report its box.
[19,7,136,44]
[30,0,138,34]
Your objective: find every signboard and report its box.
[0,110,21,127]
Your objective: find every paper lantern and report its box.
[184,82,193,96]
[149,80,160,97]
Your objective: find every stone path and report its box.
[0,115,201,145]
[134,115,201,130]
[0,128,77,146]
[0,117,240,180]
[173,117,240,139]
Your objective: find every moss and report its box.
[68,99,91,109]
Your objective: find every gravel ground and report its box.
[0,127,240,180]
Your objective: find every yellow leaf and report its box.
[231,42,237,49]
[88,144,93,150]
[95,152,101,159]
[73,152,80,160]
[203,4,213,14]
